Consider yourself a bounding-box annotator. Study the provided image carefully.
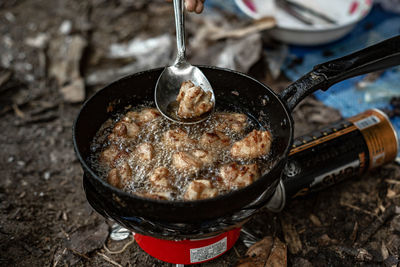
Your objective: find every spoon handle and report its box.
[173,0,186,65]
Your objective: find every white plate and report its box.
[235,0,373,45]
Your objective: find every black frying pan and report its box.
[73,36,400,226]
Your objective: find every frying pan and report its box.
[73,36,400,231]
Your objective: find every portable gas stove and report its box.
[84,175,284,264]
[81,109,398,265]
[83,110,398,265]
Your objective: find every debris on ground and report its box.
[66,222,109,255]
[209,17,276,41]
[86,34,173,86]
[215,33,262,73]
[279,215,302,255]
[48,35,87,103]
[236,236,287,267]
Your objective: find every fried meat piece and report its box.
[136,143,154,161]
[148,167,174,189]
[176,81,213,119]
[214,113,248,133]
[200,130,230,149]
[124,108,161,126]
[138,108,161,124]
[231,130,272,159]
[184,180,218,200]
[191,149,215,165]
[162,128,196,150]
[219,163,259,188]
[107,162,132,189]
[99,145,128,168]
[108,121,140,142]
[172,150,214,173]
[172,151,202,174]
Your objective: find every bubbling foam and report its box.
[88,104,273,200]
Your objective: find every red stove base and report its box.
[135,228,241,265]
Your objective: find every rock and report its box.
[66,221,108,254]
[49,35,87,102]
[59,20,72,35]
[25,33,49,49]
[60,78,85,103]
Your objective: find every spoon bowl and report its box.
[154,0,215,124]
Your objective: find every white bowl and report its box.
[235,0,373,45]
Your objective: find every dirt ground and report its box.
[1,1,400,266]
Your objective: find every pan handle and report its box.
[280,35,400,111]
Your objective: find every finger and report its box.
[185,0,196,12]
[195,0,204,13]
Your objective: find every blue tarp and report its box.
[282,5,400,157]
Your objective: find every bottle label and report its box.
[353,115,380,130]
[349,109,398,169]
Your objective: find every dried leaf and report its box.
[237,236,273,267]
[66,222,108,254]
[309,214,322,227]
[381,241,389,260]
[318,234,334,246]
[210,17,276,40]
[350,221,358,243]
[280,217,302,254]
[387,188,397,199]
[265,237,287,267]
[246,236,273,259]
[237,236,287,267]
[356,248,373,261]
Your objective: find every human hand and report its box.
[166,0,205,14]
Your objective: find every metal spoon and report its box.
[155,0,215,124]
